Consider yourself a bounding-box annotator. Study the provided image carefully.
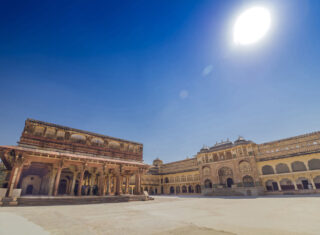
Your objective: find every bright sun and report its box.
[234,7,271,45]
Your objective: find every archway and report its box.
[58,179,67,195]
[308,159,320,170]
[170,186,175,194]
[296,177,311,190]
[280,178,294,191]
[243,175,254,187]
[182,185,187,193]
[313,176,320,189]
[262,165,274,175]
[218,167,233,186]
[226,178,234,188]
[26,185,33,195]
[188,185,194,193]
[204,179,212,188]
[275,163,290,174]
[196,184,201,193]
[265,180,279,191]
[291,161,307,172]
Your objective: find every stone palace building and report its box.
[0,119,148,203]
[1,119,320,202]
[142,133,320,196]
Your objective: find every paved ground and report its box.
[0,195,320,235]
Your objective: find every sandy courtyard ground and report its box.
[0,195,320,235]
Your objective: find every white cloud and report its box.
[202,65,213,77]
[179,90,188,99]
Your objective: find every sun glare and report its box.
[233,7,271,45]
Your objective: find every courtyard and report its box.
[0,195,319,235]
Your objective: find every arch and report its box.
[313,176,320,189]
[26,185,33,195]
[226,178,234,188]
[21,175,42,195]
[195,184,201,193]
[296,177,311,190]
[308,159,320,170]
[280,178,294,191]
[188,185,194,193]
[218,167,233,185]
[204,179,212,188]
[265,180,279,191]
[262,165,274,175]
[243,175,254,187]
[58,179,68,195]
[176,186,180,194]
[182,185,187,193]
[164,177,169,183]
[239,161,251,174]
[291,161,307,172]
[275,163,290,174]
[170,186,175,194]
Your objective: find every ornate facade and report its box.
[0,119,148,200]
[144,132,320,196]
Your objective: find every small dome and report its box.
[153,158,163,166]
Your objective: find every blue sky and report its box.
[1,0,320,164]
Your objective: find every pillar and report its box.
[115,174,122,195]
[135,173,141,195]
[292,179,298,190]
[70,171,77,196]
[90,174,96,196]
[77,170,85,196]
[310,177,316,189]
[7,166,19,197]
[107,174,111,195]
[125,176,129,194]
[48,169,57,196]
[112,176,117,194]
[277,181,282,191]
[13,165,24,188]
[53,167,62,196]
[102,175,106,196]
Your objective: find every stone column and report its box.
[48,169,57,196]
[115,174,122,195]
[90,174,95,196]
[70,171,77,196]
[135,173,141,195]
[102,175,107,196]
[125,176,129,194]
[13,165,24,188]
[107,174,111,195]
[113,176,117,194]
[77,170,85,196]
[7,166,19,197]
[292,178,298,190]
[310,177,316,189]
[53,167,62,196]
[277,181,282,191]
